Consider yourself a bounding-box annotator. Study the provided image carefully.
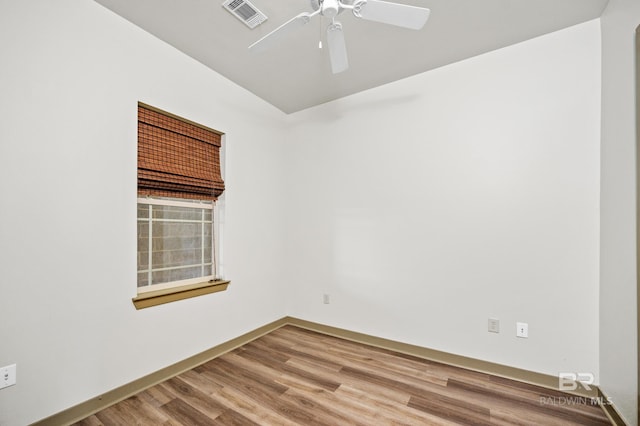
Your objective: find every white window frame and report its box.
[137,197,220,294]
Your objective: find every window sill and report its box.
[132,280,230,310]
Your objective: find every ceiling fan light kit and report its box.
[248,0,431,74]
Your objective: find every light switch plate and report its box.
[488,318,500,333]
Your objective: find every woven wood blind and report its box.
[138,104,225,201]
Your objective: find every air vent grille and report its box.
[222,0,267,29]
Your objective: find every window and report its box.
[133,103,228,309]
[137,198,215,290]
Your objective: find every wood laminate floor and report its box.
[75,325,611,425]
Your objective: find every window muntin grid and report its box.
[137,198,214,291]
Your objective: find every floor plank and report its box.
[74,325,612,425]
[160,398,217,426]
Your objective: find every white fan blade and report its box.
[327,22,348,74]
[355,0,430,30]
[249,12,315,52]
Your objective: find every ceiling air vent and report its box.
[222,0,267,29]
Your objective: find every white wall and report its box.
[285,20,602,379]
[600,0,640,424]
[0,1,288,425]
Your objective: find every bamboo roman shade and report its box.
[138,104,225,201]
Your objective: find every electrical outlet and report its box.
[323,294,330,304]
[516,322,528,338]
[0,364,16,390]
[488,318,500,333]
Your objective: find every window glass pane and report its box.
[137,204,149,219]
[137,272,149,287]
[152,204,210,221]
[152,266,202,286]
[152,223,202,268]
[203,264,213,277]
[204,224,212,260]
[137,222,149,271]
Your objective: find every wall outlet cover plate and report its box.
[516,322,529,338]
[0,364,16,390]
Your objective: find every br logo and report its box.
[558,373,595,391]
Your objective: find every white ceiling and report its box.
[94,0,608,114]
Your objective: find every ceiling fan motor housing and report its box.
[321,0,341,18]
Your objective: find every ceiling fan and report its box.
[248,0,431,74]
